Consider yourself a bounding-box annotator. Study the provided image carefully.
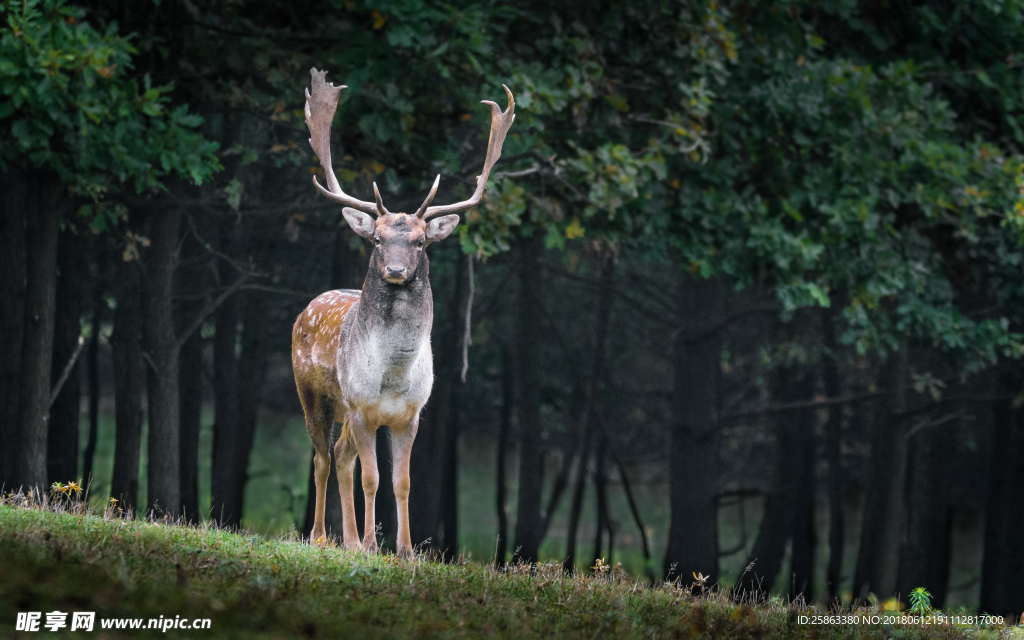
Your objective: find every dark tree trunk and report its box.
[590,432,610,568]
[176,232,206,523]
[48,228,82,484]
[563,428,592,572]
[512,232,544,563]
[0,170,27,490]
[143,210,183,516]
[210,287,240,525]
[897,420,953,607]
[734,361,815,600]
[178,330,203,523]
[230,292,272,526]
[822,309,845,604]
[979,374,1024,617]
[439,252,471,558]
[111,263,145,511]
[82,265,102,495]
[788,380,817,601]
[853,349,908,601]
[18,172,61,494]
[495,346,513,567]
[664,276,724,582]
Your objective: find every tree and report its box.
[0,0,218,500]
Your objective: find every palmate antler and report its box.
[305,68,382,215]
[304,68,515,218]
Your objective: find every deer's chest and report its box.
[338,324,433,423]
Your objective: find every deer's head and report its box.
[342,207,458,285]
[303,68,515,286]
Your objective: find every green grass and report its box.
[0,502,1007,639]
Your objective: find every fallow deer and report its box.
[291,68,515,555]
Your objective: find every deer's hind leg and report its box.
[299,385,333,546]
[334,408,361,550]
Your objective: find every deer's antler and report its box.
[419,85,516,219]
[304,68,381,216]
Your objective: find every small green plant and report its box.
[908,586,932,616]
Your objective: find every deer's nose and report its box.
[386,265,407,279]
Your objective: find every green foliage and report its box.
[0,0,219,206]
[909,587,933,616]
[657,3,1024,367]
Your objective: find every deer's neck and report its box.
[354,255,433,365]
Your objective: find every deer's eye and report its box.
[417,239,425,249]
[374,236,382,247]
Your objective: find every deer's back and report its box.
[291,289,361,398]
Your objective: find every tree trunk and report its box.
[178,330,203,523]
[822,308,845,604]
[512,232,544,563]
[48,227,82,484]
[495,345,513,567]
[0,170,27,490]
[664,275,724,582]
[439,252,471,559]
[18,172,61,494]
[230,290,274,528]
[788,376,817,601]
[210,286,240,525]
[853,349,908,601]
[979,374,1024,617]
[733,360,815,600]
[143,210,183,516]
[176,231,206,523]
[111,263,145,511]
[897,420,953,607]
[82,264,103,495]
[590,432,610,567]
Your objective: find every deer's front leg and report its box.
[391,415,419,557]
[334,417,360,550]
[350,416,380,552]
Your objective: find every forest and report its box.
[2,0,1024,617]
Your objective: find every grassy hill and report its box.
[0,502,1009,639]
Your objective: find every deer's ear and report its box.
[425,214,460,244]
[342,207,375,239]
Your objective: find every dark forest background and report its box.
[3,0,1024,614]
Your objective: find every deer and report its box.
[291,68,515,556]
